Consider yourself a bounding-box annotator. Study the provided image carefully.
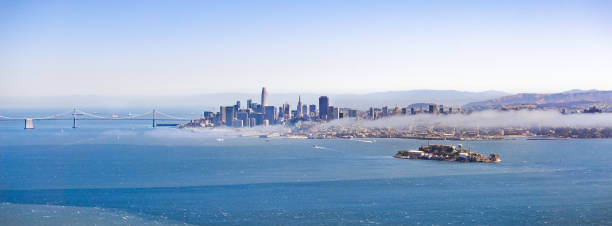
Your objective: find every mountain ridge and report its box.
[463,90,612,110]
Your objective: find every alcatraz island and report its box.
[394,144,501,163]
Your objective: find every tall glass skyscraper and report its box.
[261,87,268,109]
[319,96,329,120]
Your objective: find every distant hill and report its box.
[463,90,612,111]
[0,90,508,110]
[330,90,508,109]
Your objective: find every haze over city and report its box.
[1,0,611,99]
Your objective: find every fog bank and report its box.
[323,111,612,129]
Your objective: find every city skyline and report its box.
[168,86,610,131]
[1,0,612,97]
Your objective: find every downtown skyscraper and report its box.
[297,96,303,118]
[261,87,268,109]
[319,96,329,120]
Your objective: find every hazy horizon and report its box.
[2,88,610,110]
[0,89,511,110]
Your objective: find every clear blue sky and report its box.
[1,0,611,97]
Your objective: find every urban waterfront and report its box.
[1,119,611,225]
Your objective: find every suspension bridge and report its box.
[0,109,194,129]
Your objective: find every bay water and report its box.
[1,119,611,225]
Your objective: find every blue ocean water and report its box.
[1,118,612,225]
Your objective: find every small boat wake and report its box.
[312,145,341,153]
[353,139,376,143]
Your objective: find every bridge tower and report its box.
[24,118,34,129]
[152,109,157,128]
[72,108,77,128]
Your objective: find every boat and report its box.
[216,137,224,142]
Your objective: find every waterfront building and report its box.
[225,106,235,126]
[235,101,241,111]
[219,106,227,125]
[251,103,261,112]
[231,119,243,128]
[309,104,317,117]
[203,111,214,119]
[392,106,401,116]
[329,106,340,120]
[247,99,252,109]
[319,96,329,120]
[302,105,309,117]
[237,112,249,127]
[281,103,291,119]
[214,114,223,126]
[252,112,264,125]
[429,104,438,114]
[264,106,276,124]
[348,109,358,118]
[382,106,389,117]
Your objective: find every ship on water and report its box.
[394,144,501,163]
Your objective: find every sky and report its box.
[1,0,611,98]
